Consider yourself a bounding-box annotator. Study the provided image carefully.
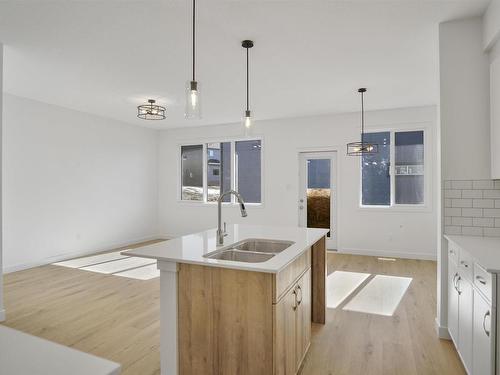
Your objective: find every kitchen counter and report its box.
[445,234,500,273]
[0,325,121,375]
[125,224,328,375]
[122,224,329,273]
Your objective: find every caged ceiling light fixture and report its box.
[137,99,166,120]
[347,88,378,156]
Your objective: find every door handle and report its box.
[292,289,298,311]
[296,285,303,306]
[476,275,487,285]
[483,310,491,337]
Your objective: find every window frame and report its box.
[359,125,431,212]
[177,136,265,207]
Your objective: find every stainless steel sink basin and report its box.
[203,239,295,263]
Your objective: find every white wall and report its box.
[437,17,491,336]
[484,0,500,50]
[0,44,4,321]
[440,17,491,181]
[3,94,159,272]
[158,106,438,260]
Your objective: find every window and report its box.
[180,139,262,204]
[361,130,425,207]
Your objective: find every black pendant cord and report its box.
[361,90,364,143]
[246,47,249,112]
[192,0,196,82]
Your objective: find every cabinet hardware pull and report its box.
[292,289,298,311]
[483,310,491,337]
[450,249,454,255]
[460,261,469,268]
[296,285,303,305]
[476,275,487,285]
[455,276,462,295]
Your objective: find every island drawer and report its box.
[273,248,311,303]
[458,248,474,282]
[474,263,492,301]
[448,243,459,266]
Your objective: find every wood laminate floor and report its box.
[2,248,465,375]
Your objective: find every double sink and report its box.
[203,239,295,263]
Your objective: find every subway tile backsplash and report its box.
[444,180,500,237]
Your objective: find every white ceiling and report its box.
[0,0,490,129]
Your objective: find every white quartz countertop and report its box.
[445,235,500,273]
[0,325,121,375]
[123,224,329,273]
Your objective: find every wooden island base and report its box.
[177,236,326,375]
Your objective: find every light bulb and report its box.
[243,110,252,134]
[185,81,201,119]
[244,116,252,128]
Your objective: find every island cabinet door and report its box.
[295,269,311,368]
[274,284,298,375]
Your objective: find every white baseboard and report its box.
[336,247,437,261]
[0,308,5,322]
[3,234,162,274]
[435,317,451,340]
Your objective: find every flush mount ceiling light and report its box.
[242,39,254,134]
[347,88,378,156]
[185,0,201,119]
[137,99,166,120]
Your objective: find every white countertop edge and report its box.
[123,225,329,274]
[445,234,500,274]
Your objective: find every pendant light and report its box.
[185,0,201,119]
[242,40,254,133]
[347,88,378,156]
[137,99,166,120]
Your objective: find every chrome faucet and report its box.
[217,190,247,245]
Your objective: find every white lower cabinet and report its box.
[447,241,496,375]
[473,290,494,375]
[458,276,473,373]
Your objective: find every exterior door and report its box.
[299,152,337,250]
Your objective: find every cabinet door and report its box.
[448,262,459,344]
[457,276,473,374]
[473,290,494,375]
[274,284,297,375]
[296,269,311,368]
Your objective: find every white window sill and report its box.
[176,200,265,209]
[358,204,432,213]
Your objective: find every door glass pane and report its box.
[181,145,203,201]
[395,131,424,204]
[362,132,390,205]
[207,142,231,202]
[235,140,261,203]
[307,159,331,236]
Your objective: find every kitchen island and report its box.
[124,224,328,375]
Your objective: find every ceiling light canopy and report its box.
[185,0,201,119]
[137,99,166,120]
[242,39,254,134]
[347,88,378,156]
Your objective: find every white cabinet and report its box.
[458,275,473,373]
[473,290,494,375]
[446,238,497,375]
[449,261,459,343]
[491,53,500,179]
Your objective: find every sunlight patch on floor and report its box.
[327,271,370,308]
[52,252,159,280]
[342,275,412,316]
[53,251,128,268]
[114,263,160,280]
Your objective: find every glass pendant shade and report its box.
[243,110,252,135]
[185,80,201,119]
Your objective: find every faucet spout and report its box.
[217,190,247,246]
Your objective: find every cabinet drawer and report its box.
[273,248,311,303]
[448,243,459,266]
[474,263,492,301]
[458,248,473,282]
